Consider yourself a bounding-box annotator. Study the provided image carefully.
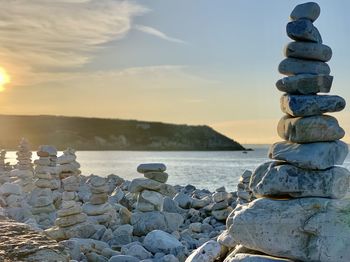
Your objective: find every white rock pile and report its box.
[57,148,81,179]
[0,150,10,183]
[10,138,34,193]
[83,176,116,226]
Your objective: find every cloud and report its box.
[134,25,186,44]
[0,0,146,86]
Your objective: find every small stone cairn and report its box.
[134,163,168,211]
[44,176,90,241]
[11,138,34,192]
[57,148,81,180]
[34,145,61,191]
[82,176,116,226]
[223,3,350,262]
[0,150,10,183]
[211,187,233,221]
[236,170,253,204]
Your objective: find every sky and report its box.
[0,0,350,144]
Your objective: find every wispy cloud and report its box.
[0,0,146,86]
[134,25,186,44]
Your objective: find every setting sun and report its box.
[0,67,10,92]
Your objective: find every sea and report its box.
[6,146,350,192]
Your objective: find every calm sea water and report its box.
[6,147,350,192]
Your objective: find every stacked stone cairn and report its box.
[34,145,61,192]
[235,170,254,204]
[221,3,350,262]
[57,148,81,180]
[211,187,233,221]
[82,176,116,226]
[133,163,168,212]
[44,174,93,241]
[0,150,10,183]
[30,146,59,228]
[10,138,34,193]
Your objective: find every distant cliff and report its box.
[0,115,245,151]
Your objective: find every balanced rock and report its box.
[137,163,166,173]
[290,2,321,22]
[280,94,345,117]
[284,41,332,62]
[250,161,350,198]
[276,74,332,94]
[228,198,350,262]
[286,19,322,43]
[277,115,345,143]
[269,140,348,170]
[278,58,330,75]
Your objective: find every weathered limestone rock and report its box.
[276,74,332,94]
[277,115,345,143]
[290,2,320,22]
[280,94,345,117]
[227,198,350,262]
[129,178,176,197]
[143,230,186,259]
[185,240,225,262]
[286,19,322,43]
[278,58,330,75]
[225,253,294,262]
[0,218,69,261]
[269,140,348,170]
[250,161,350,198]
[131,211,183,236]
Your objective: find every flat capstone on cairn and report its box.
[220,2,350,262]
[82,176,117,226]
[10,138,35,193]
[57,148,81,180]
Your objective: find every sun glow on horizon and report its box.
[0,67,10,92]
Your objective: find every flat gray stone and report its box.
[276,74,333,94]
[144,172,168,183]
[128,178,176,197]
[250,161,350,199]
[277,115,345,143]
[228,198,350,262]
[280,94,345,117]
[287,19,322,43]
[225,253,294,262]
[290,2,321,22]
[137,163,166,173]
[185,240,224,262]
[269,140,348,170]
[278,58,330,76]
[284,41,332,62]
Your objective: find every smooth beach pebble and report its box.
[276,74,333,94]
[284,41,332,62]
[278,58,330,76]
[287,19,322,43]
[290,2,321,22]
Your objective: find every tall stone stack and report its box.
[226,3,350,262]
[10,138,34,192]
[133,163,168,212]
[57,148,81,180]
[34,145,61,191]
[0,150,10,183]
[82,176,116,226]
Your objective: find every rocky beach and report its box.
[0,2,349,262]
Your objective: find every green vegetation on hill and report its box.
[0,115,245,151]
